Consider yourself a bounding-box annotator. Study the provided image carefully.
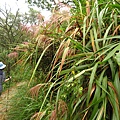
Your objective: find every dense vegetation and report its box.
[0,0,120,120]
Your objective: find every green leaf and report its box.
[72,94,86,115]
[40,82,55,112]
[108,86,120,120]
[96,81,110,96]
[67,67,93,82]
[95,43,119,61]
[110,4,120,10]
[113,71,120,102]
[101,76,107,98]
[103,44,120,62]
[90,69,107,119]
[103,22,114,46]
[114,51,120,66]
[96,105,104,120]
[87,62,98,105]
[92,70,106,103]
[96,36,120,42]
[108,59,116,79]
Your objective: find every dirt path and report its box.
[0,82,26,120]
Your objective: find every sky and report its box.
[0,0,51,20]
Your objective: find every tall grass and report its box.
[7,0,120,120]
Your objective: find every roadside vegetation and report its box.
[0,0,120,120]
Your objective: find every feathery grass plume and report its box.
[48,9,71,30]
[36,34,52,48]
[7,51,18,59]
[46,38,72,80]
[29,84,43,99]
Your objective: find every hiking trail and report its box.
[0,82,26,120]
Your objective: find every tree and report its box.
[27,0,73,10]
[22,8,42,25]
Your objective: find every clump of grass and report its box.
[7,83,52,120]
[6,0,120,120]
[10,63,33,83]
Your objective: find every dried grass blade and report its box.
[86,0,90,27]
[50,100,67,120]
[108,81,118,96]
[90,85,96,97]
[70,28,79,38]
[52,40,65,69]
[30,111,46,120]
[59,47,69,74]
[96,105,104,120]
[90,29,96,53]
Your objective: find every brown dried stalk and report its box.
[49,100,67,120]
[86,0,90,27]
[30,111,45,120]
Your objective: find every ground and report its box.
[0,82,26,120]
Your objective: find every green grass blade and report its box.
[92,70,106,102]
[101,76,107,98]
[113,71,120,102]
[96,104,104,120]
[90,69,106,119]
[67,67,93,82]
[55,88,60,116]
[95,43,119,61]
[40,82,55,112]
[93,25,100,51]
[28,43,53,86]
[60,64,90,76]
[96,36,120,42]
[103,22,114,46]
[108,86,120,120]
[103,44,120,62]
[108,59,115,79]
[96,81,110,96]
[103,98,107,119]
[71,94,86,115]
[87,62,98,105]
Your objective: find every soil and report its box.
[0,82,26,120]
